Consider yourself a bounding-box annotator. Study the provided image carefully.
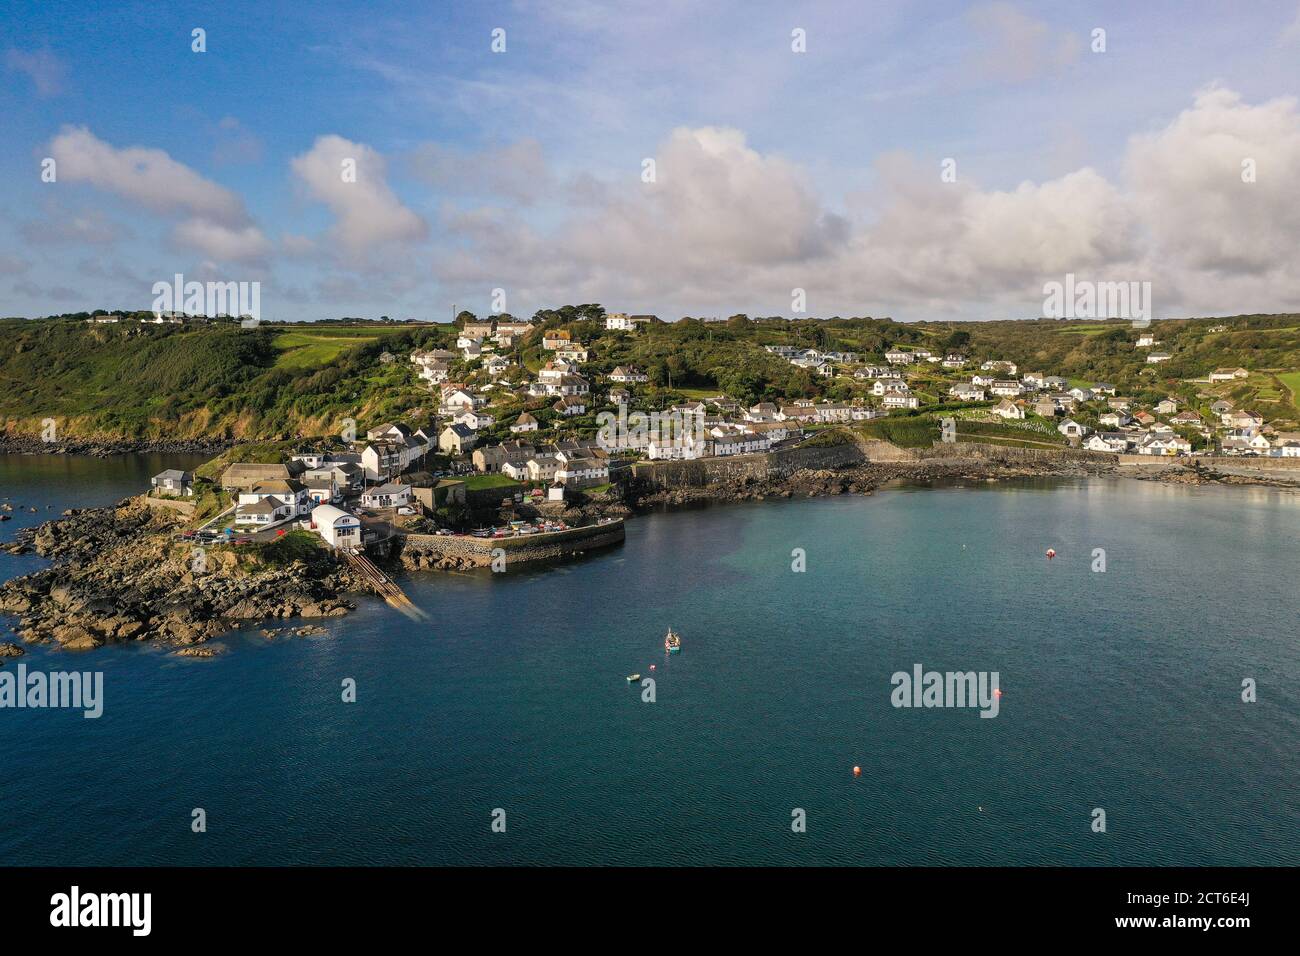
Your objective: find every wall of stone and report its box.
[464,483,526,509]
[402,519,625,568]
[630,438,1113,489]
[1116,454,1300,471]
[912,442,1113,464]
[1115,454,1300,478]
[632,442,866,489]
[143,495,196,516]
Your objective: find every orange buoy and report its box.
[1045,548,1056,560]
[853,765,862,777]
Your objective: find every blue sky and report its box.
[3,0,1300,321]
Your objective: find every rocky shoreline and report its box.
[0,497,359,651]
[1,448,1291,656]
[0,434,231,458]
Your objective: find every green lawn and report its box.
[462,473,523,491]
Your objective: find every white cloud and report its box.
[823,157,1137,311]
[1126,86,1300,274]
[430,88,1300,319]
[173,219,273,262]
[50,127,246,225]
[290,135,427,253]
[46,127,270,263]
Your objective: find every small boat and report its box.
[626,673,641,682]
[664,628,682,654]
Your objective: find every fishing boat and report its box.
[626,673,641,682]
[664,628,682,654]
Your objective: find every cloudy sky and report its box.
[3,0,1300,322]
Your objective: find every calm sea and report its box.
[1,454,1297,865]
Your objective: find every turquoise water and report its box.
[1,455,1297,865]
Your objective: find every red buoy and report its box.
[1046,548,1056,560]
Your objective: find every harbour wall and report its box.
[631,443,867,489]
[401,519,626,568]
[910,442,1113,464]
[1116,454,1300,472]
[631,439,1107,489]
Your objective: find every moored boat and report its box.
[626,673,641,682]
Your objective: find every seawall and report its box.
[630,439,1108,490]
[631,442,867,489]
[400,519,626,569]
[1117,453,1300,472]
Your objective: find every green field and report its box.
[1277,371,1300,415]
[272,328,388,369]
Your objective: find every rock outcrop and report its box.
[0,498,359,649]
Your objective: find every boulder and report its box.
[52,625,102,650]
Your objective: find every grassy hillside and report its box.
[3,311,1298,441]
[0,318,454,440]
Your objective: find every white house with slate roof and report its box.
[361,483,412,509]
[151,470,194,497]
[235,496,296,527]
